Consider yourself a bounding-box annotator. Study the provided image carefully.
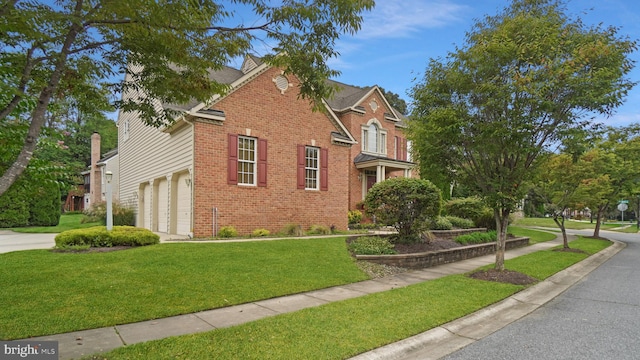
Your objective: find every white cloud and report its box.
[355,0,469,40]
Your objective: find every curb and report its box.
[350,239,626,360]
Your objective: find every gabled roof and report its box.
[97,148,118,166]
[325,80,403,123]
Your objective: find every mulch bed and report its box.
[52,246,134,253]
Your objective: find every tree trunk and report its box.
[552,213,569,248]
[494,208,510,271]
[593,204,606,238]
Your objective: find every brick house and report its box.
[117,55,414,237]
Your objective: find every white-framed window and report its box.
[238,136,256,185]
[305,146,319,190]
[362,121,387,155]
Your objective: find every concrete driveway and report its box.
[0,230,56,254]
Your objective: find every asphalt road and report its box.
[443,229,640,360]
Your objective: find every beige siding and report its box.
[117,70,194,233]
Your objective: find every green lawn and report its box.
[0,238,368,339]
[508,226,557,244]
[85,237,611,360]
[9,214,101,233]
[513,217,635,232]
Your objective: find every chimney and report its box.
[89,132,102,206]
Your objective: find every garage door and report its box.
[142,183,151,230]
[156,178,168,233]
[175,173,191,235]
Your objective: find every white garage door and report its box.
[156,178,168,233]
[176,173,191,235]
[143,183,151,230]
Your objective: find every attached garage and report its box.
[141,183,151,230]
[155,178,168,233]
[174,172,192,236]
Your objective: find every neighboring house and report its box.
[81,132,119,210]
[117,55,414,237]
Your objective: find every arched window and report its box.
[362,120,387,155]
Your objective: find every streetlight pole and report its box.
[106,170,113,231]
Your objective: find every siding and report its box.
[117,71,194,231]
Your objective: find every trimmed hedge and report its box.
[54,226,160,248]
[455,230,497,245]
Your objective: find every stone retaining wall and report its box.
[356,237,530,269]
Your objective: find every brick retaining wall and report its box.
[356,237,530,269]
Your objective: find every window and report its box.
[238,136,256,185]
[362,121,387,155]
[305,147,319,190]
[297,145,328,191]
[228,134,267,187]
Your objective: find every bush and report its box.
[54,226,160,248]
[281,223,304,236]
[29,180,61,226]
[0,180,30,228]
[348,236,397,255]
[218,226,238,238]
[364,177,442,244]
[430,216,453,230]
[455,230,497,245]
[445,216,475,229]
[308,224,331,235]
[348,210,363,224]
[83,201,135,226]
[474,209,497,230]
[251,228,270,237]
[445,196,486,220]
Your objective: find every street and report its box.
[442,229,640,360]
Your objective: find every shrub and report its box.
[54,226,160,248]
[348,236,397,255]
[29,180,61,226]
[474,209,497,230]
[364,177,442,244]
[251,228,270,237]
[218,226,238,238]
[430,216,452,230]
[308,224,331,235]
[83,201,136,226]
[281,223,304,236]
[0,177,30,227]
[445,216,475,229]
[455,230,497,245]
[445,196,486,220]
[348,210,363,224]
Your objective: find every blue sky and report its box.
[323,0,640,127]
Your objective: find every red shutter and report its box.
[320,148,328,191]
[228,134,238,185]
[258,138,267,187]
[297,145,306,189]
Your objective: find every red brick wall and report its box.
[337,92,412,211]
[193,67,350,237]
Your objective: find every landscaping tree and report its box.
[0,0,374,196]
[534,153,584,248]
[409,0,636,270]
[364,177,442,243]
[575,126,640,237]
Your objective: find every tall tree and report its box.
[409,0,636,270]
[0,0,374,196]
[379,87,407,115]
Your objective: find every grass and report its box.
[9,214,101,233]
[512,217,630,231]
[86,237,612,360]
[0,238,368,340]
[508,226,557,244]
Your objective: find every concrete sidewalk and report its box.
[24,234,624,360]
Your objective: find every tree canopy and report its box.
[0,0,374,196]
[409,0,636,270]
